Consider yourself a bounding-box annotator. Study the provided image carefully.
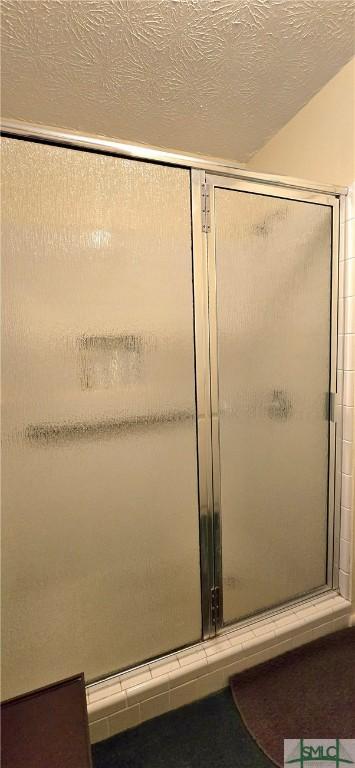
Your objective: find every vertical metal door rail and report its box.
[191,170,216,638]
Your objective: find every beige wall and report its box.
[249,58,355,608]
[248,56,355,187]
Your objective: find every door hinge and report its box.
[329,392,339,423]
[201,183,211,233]
[210,586,220,625]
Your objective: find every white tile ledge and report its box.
[88,592,351,744]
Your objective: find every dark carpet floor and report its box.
[92,688,275,768]
[231,627,355,768]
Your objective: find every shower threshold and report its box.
[86,590,351,745]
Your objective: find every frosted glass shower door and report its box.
[1,137,201,698]
[210,181,333,624]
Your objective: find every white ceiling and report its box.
[1,0,354,162]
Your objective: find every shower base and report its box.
[86,591,351,745]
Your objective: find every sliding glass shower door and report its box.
[1,138,201,698]
[207,177,334,625]
[2,135,340,699]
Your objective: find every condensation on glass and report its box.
[1,137,201,697]
[214,188,332,623]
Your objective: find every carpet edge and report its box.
[230,682,281,768]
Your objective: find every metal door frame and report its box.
[1,118,346,643]
[196,172,342,634]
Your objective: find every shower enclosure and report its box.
[1,126,343,700]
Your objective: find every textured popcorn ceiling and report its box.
[1,0,354,162]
